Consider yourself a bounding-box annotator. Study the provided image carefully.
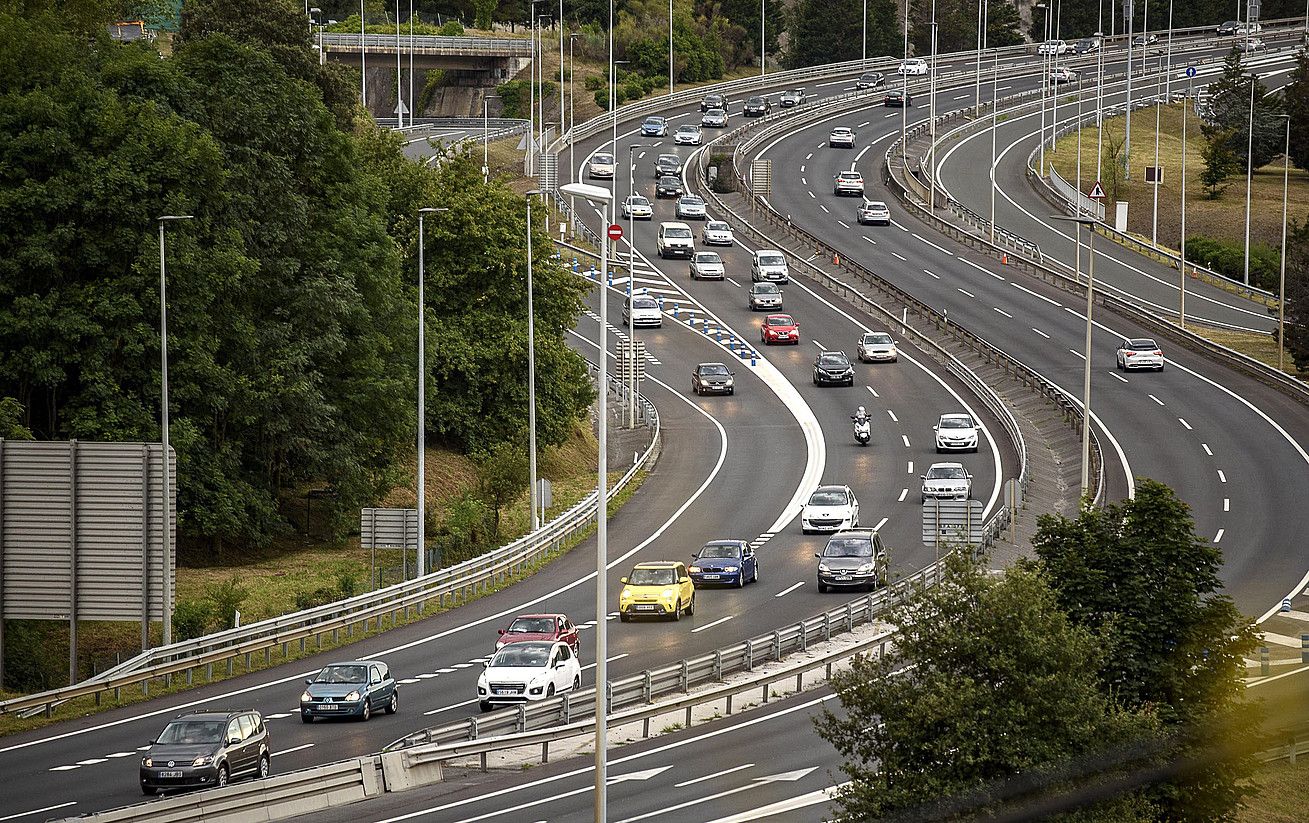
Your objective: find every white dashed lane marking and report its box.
[1148,394,1164,406]
[898,488,908,501]
[1203,443,1213,456]
[1218,470,1227,483]
[1032,328,1050,338]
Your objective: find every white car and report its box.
[588,152,615,179]
[934,413,979,453]
[622,195,653,220]
[856,331,898,362]
[702,220,734,246]
[622,294,663,328]
[1236,22,1262,35]
[801,485,860,534]
[657,221,695,259]
[1115,338,1165,371]
[857,199,891,225]
[751,249,789,283]
[476,640,581,712]
[1037,39,1069,55]
[898,58,928,75]
[921,462,972,502]
[829,127,856,148]
[676,194,707,220]
[690,251,725,280]
[674,124,703,145]
[1050,67,1080,84]
[833,170,865,196]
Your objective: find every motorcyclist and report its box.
[851,406,869,422]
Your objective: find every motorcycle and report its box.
[852,416,871,446]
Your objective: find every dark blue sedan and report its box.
[300,660,398,722]
[689,540,759,588]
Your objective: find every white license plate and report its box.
[493,689,512,695]
[703,574,720,580]
[318,703,339,710]
[159,770,184,778]
[835,576,852,582]
[635,605,657,611]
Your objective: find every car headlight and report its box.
[688,566,701,573]
[192,755,212,767]
[856,563,875,574]
[142,756,153,767]
[621,587,633,599]
[819,563,830,572]
[301,690,312,702]
[723,566,739,573]
[345,690,361,702]
[661,588,676,600]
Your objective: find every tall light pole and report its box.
[760,0,766,76]
[901,0,909,167]
[1055,215,1096,495]
[610,0,617,159]
[1154,0,1174,245]
[360,0,367,110]
[990,47,999,242]
[395,0,404,128]
[1037,2,1049,173]
[528,0,545,177]
[524,192,542,529]
[626,144,644,428]
[974,0,987,119]
[1242,73,1256,285]
[1095,27,1104,184]
[1180,75,1191,328]
[157,214,193,645]
[1278,113,1290,372]
[928,1,938,210]
[1125,0,1136,181]
[560,180,613,823]
[569,33,581,231]
[483,94,499,184]
[863,0,868,63]
[669,0,675,96]
[408,0,414,125]
[560,0,565,143]
[1051,0,1061,157]
[416,207,447,577]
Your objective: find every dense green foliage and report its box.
[911,0,1024,56]
[1284,54,1309,172]
[1185,235,1281,291]
[0,0,593,556]
[1200,47,1286,198]
[1027,0,1305,40]
[785,0,903,69]
[1288,222,1309,372]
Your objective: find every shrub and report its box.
[206,577,249,630]
[584,75,603,91]
[1186,235,1280,291]
[172,599,212,641]
[294,587,339,611]
[437,20,465,36]
[337,571,359,598]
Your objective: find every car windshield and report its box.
[678,125,697,133]
[864,333,893,344]
[699,544,742,559]
[824,537,872,557]
[659,154,679,164]
[705,94,723,104]
[695,253,721,263]
[158,719,226,745]
[681,196,703,205]
[666,227,692,238]
[707,108,725,116]
[808,489,848,506]
[699,364,730,376]
[940,417,974,429]
[508,617,555,633]
[759,253,784,265]
[819,354,849,366]
[645,117,663,125]
[627,196,649,207]
[632,297,659,309]
[768,316,794,326]
[707,222,729,231]
[753,283,779,294]
[861,73,877,80]
[491,645,550,667]
[630,567,677,585]
[748,96,763,104]
[1130,340,1158,350]
[927,465,968,480]
[659,176,681,186]
[593,154,613,164]
[314,664,367,684]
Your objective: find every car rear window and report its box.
[1130,340,1158,350]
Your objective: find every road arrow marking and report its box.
[609,765,673,783]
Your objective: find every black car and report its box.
[815,529,887,592]
[855,71,885,89]
[743,95,771,116]
[691,362,735,395]
[656,175,684,198]
[140,710,270,794]
[1073,37,1100,53]
[654,153,682,178]
[300,660,399,722]
[700,92,728,112]
[1217,20,1240,35]
[884,89,911,107]
[813,350,855,386]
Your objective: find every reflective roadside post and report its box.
[560,181,614,823]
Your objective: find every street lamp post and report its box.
[1152,0,1175,246]
[157,214,193,646]
[360,0,367,109]
[395,0,404,128]
[863,0,868,63]
[1242,73,1256,285]
[1278,114,1291,372]
[483,94,499,184]
[416,207,448,577]
[1054,215,1096,495]
[760,0,766,76]
[928,3,938,210]
[1180,76,1191,328]
[990,47,998,242]
[1037,2,1049,173]
[626,143,644,428]
[669,0,675,97]
[569,33,581,233]
[524,192,542,529]
[975,0,987,119]
[559,180,613,823]
[901,0,909,167]
[409,0,414,126]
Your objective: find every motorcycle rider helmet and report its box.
[855,406,867,418]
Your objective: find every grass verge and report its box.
[1239,757,1309,822]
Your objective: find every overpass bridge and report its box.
[317,33,531,77]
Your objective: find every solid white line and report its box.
[873,517,889,531]
[892,252,907,261]
[912,233,952,255]
[691,615,735,634]
[994,307,1013,318]
[1214,528,1225,543]
[901,435,911,448]
[272,743,315,757]
[1179,418,1192,430]
[1010,281,1062,307]
[104,752,136,758]
[1110,372,1128,383]
[812,340,826,349]
[675,762,756,788]
[0,803,77,822]
[898,488,908,502]
[48,765,79,771]
[1032,327,1050,338]
[1203,443,1214,456]
[774,581,805,598]
[423,698,480,716]
[75,758,107,766]
[1218,470,1227,483]
[887,409,898,422]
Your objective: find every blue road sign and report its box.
[1185,66,1197,78]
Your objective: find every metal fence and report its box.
[319,33,532,55]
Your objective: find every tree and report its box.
[785,0,901,68]
[1283,53,1309,171]
[474,440,529,536]
[1203,47,1284,170]
[1200,128,1238,199]
[1286,221,1309,372]
[0,398,34,440]
[911,0,1018,56]
[815,550,1160,821]
[985,1,1024,47]
[1032,480,1262,820]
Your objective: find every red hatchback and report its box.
[760,314,800,345]
[495,614,580,656]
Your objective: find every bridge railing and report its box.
[319,32,532,55]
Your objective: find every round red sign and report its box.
[606,223,623,241]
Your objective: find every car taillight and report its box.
[1153,350,1162,356]
[1125,351,1135,357]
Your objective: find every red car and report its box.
[760,314,800,345]
[495,613,580,655]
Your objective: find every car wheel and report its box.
[479,700,493,712]
[573,675,581,691]
[736,572,745,588]
[692,384,699,395]
[386,691,398,714]
[301,713,313,724]
[753,564,760,584]
[672,599,682,621]
[891,356,898,362]
[216,764,229,789]
[546,683,556,697]
[258,752,271,780]
[687,594,695,615]
[817,580,828,593]
[360,700,371,722]
[619,613,630,623]
[935,446,943,454]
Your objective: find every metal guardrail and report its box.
[320,33,532,55]
[395,117,530,143]
[2,361,660,720]
[389,557,944,751]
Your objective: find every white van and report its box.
[751,249,789,283]
[656,222,695,259]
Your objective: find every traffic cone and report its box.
[833,252,841,266]
[1000,252,1008,265]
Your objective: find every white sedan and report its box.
[690,251,725,280]
[702,220,734,245]
[829,127,856,148]
[898,58,928,75]
[674,124,703,145]
[921,462,972,502]
[801,484,860,534]
[476,640,581,712]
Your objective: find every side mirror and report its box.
[228,736,241,746]
[933,426,939,431]
[920,475,926,480]
[814,552,822,558]
[729,372,736,377]
[619,576,628,584]
[305,678,313,685]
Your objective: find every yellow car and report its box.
[619,561,695,622]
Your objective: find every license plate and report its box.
[318,703,338,710]
[835,576,851,582]
[159,770,184,778]
[703,574,720,580]
[493,688,511,695]
[635,604,656,611]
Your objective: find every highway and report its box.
[7,30,1309,823]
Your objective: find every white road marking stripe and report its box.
[272,743,315,757]
[265,712,293,718]
[774,581,805,598]
[808,191,816,198]
[49,765,79,771]
[892,252,907,261]
[1203,443,1213,456]
[863,236,877,244]
[399,678,421,684]
[676,762,757,787]
[104,752,136,758]
[1148,394,1164,406]
[1218,470,1227,483]
[901,435,911,448]
[923,269,940,279]
[1032,327,1050,338]
[957,288,974,298]
[1214,529,1225,543]
[898,488,908,502]
[912,233,952,255]
[873,517,889,531]
[1224,498,1230,512]
[452,663,474,669]
[1110,372,1128,383]
[800,165,805,172]
[417,673,440,679]
[76,758,107,766]
[1179,418,1192,430]
[867,386,880,398]
[801,177,807,185]
[837,220,849,228]
[887,409,898,422]
[1070,349,1085,359]
[691,615,735,633]
[0,803,77,822]
[819,204,830,213]
[994,307,1012,318]
[907,460,914,474]
[1010,281,1062,306]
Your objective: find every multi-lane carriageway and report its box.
[6,29,1309,823]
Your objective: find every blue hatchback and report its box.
[300,660,398,722]
[689,540,758,587]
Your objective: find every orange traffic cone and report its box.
[833,252,841,265]
[1000,252,1008,265]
